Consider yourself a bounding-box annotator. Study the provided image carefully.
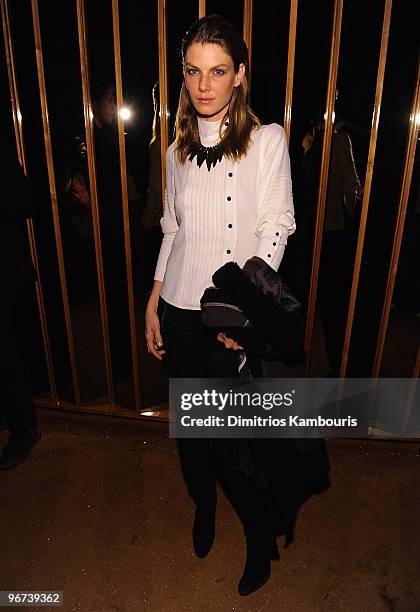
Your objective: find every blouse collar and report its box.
[197,116,228,146]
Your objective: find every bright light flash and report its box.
[120,107,132,120]
[324,111,336,123]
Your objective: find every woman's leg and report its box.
[214,437,277,595]
[206,336,277,594]
[206,335,271,528]
[158,299,223,557]
[158,298,216,507]
[213,439,277,532]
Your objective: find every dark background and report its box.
[0,0,418,385]
[1,1,417,177]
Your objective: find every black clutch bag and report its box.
[201,286,251,328]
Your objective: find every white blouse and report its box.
[154,116,296,310]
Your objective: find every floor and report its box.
[1,409,419,612]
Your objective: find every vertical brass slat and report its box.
[1,0,57,403]
[157,0,169,206]
[31,0,81,403]
[76,0,114,405]
[339,0,393,378]
[283,0,298,144]
[198,0,206,19]
[304,0,343,374]
[243,0,253,94]
[1,0,21,159]
[111,0,141,412]
[372,62,420,378]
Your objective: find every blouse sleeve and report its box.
[255,124,296,271]
[154,144,178,281]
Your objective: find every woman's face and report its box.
[184,42,245,122]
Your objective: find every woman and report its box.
[145,15,297,596]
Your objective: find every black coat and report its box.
[204,258,331,524]
[0,134,37,294]
[210,258,305,366]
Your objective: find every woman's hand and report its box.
[145,281,165,360]
[217,332,244,351]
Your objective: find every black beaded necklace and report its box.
[188,119,228,172]
[188,141,224,171]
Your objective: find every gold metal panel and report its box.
[372,61,420,378]
[0,0,415,426]
[243,0,253,93]
[199,0,206,19]
[1,0,23,162]
[31,0,81,404]
[339,0,393,378]
[76,0,114,405]
[283,0,298,144]
[304,0,344,374]
[1,0,57,403]
[111,0,141,411]
[158,0,169,205]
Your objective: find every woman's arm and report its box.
[145,144,177,360]
[254,124,296,271]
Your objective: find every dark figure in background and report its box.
[138,82,163,293]
[92,83,142,378]
[56,135,96,305]
[299,115,361,375]
[0,133,42,470]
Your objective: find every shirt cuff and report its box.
[254,238,286,271]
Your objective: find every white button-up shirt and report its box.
[154,117,296,310]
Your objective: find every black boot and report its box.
[175,439,217,558]
[192,497,216,558]
[238,524,276,596]
[215,440,278,596]
[276,471,331,548]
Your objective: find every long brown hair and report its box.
[175,14,260,163]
